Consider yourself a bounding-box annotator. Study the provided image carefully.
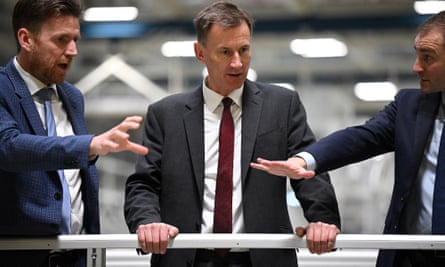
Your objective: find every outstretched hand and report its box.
[89,116,149,157]
[250,157,315,179]
[295,222,340,254]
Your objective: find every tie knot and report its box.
[222,97,233,108]
[35,88,55,102]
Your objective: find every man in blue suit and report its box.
[251,10,445,267]
[0,0,148,266]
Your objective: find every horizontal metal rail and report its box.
[0,234,445,250]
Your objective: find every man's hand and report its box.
[89,116,148,157]
[295,222,340,254]
[136,223,179,254]
[250,157,315,179]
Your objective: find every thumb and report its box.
[295,226,306,237]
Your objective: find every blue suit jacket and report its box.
[0,59,100,236]
[125,80,341,267]
[305,89,441,267]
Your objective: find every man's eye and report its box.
[423,55,432,62]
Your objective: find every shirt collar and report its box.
[202,76,243,112]
[14,57,58,98]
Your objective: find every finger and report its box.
[117,117,144,132]
[118,121,143,132]
[250,162,268,171]
[151,225,162,254]
[146,227,154,253]
[159,225,169,254]
[125,115,144,123]
[126,142,149,155]
[305,226,315,254]
[327,226,340,251]
[137,228,148,253]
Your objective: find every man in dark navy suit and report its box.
[252,10,445,267]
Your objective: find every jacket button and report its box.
[54,192,62,200]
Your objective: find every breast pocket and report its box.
[252,127,287,160]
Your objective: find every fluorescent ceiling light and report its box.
[354,82,398,102]
[290,38,348,58]
[414,1,445,14]
[83,7,139,22]
[161,41,195,57]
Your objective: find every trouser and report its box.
[395,250,445,267]
[194,249,252,267]
[0,249,86,267]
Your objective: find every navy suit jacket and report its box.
[125,80,341,267]
[304,89,441,267]
[0,59,100,236]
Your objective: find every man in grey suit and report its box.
[0,0,148,266]
[124,1,341,267]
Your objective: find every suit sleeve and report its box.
[287,90,341,228]
[0,88,94,172]
[124,104,163,233]
[306,97,397,174]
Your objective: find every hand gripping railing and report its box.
[1,234,445,267]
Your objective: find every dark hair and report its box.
[12,0,82,52]
[193,0,254,46]
[417,10,445,45]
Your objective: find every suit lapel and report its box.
[57,85,87,135]
[414,93,441,168]
[240,81,262,183]
[184,89,206,201]
[5,61,46,136]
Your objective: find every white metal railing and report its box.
[1,234,445,266]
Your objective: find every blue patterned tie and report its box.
[36,88,71,234]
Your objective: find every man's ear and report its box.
[17,28,33,52]
[194,42,205,63]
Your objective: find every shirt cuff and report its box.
[295,151,317,171]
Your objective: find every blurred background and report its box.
[0,0,438,235]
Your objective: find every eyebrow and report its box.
[414,45,434,53]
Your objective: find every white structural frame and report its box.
[1,234,445,267]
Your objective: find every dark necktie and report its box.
[213,97,234,255]
[433,119,445,234]
[35,88,71,234]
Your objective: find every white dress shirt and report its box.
[201,80,245,240]
[404,94,445,234]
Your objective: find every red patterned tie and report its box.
[213,97,234,256]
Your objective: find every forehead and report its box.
[207,22,251,45]
[40,15,80,31]
[415,28,445,51]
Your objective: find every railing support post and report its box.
[87,248,106,267]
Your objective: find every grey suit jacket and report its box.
[125,80,340,267]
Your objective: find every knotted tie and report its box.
[213,97,234,256]
[433,119,445,234]
[35,88,71,234]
